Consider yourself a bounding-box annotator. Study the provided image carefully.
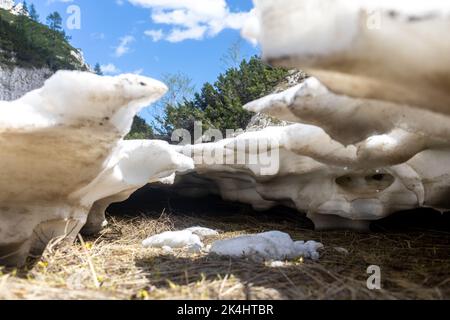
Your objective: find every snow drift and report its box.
[244,0,450,115]
[142,227,218,253]
[171,120,450,230]
[210,231,323,261]
[142,228,323,261]
[0,71,193,266]
[154,0,448,230]
[132,0,450,232]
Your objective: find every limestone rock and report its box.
[0,66,53,101]
[0,0,14,11]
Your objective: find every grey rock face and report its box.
[0,65,53,101]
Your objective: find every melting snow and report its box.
[142,230,203,249]
[210,231,323,261]
[269,261,286,268]
[143,229,324,261]
[162,246,174,254]
[185,226,219,239]
[142,227,218,251]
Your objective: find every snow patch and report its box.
[268,260,286,268]
[0,1,30,17]
[210,231,324,260]
[185,226,219,239]
[142,227,218,251]
[0,70,188,266]
[142,230,203,249]
[246,0,450,59]
[0,0,14,11]
[162,246,174,254]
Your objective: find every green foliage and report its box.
[22,1,29,15]
[29,4,38,22]
[46,11,62,32]
[0,8,86,70]
[157,56,289,138]
[125,116,154,140]
[46,11,70,41]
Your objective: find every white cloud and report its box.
[144,29,164,42]
[100,63,120,74]
[100,64,143,75]
[128,0,251,42]
[114,35,135,57]
[165,25,207,42]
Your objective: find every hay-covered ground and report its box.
[1,188,449,300]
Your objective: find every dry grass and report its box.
[0,189,449,300]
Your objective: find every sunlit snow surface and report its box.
[143,229,323,261]
[142,227,219,252]
[211,231,323,261]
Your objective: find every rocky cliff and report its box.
[0,65,52,101]
[0,3,89,101]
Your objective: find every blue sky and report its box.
[28,0,259,122]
